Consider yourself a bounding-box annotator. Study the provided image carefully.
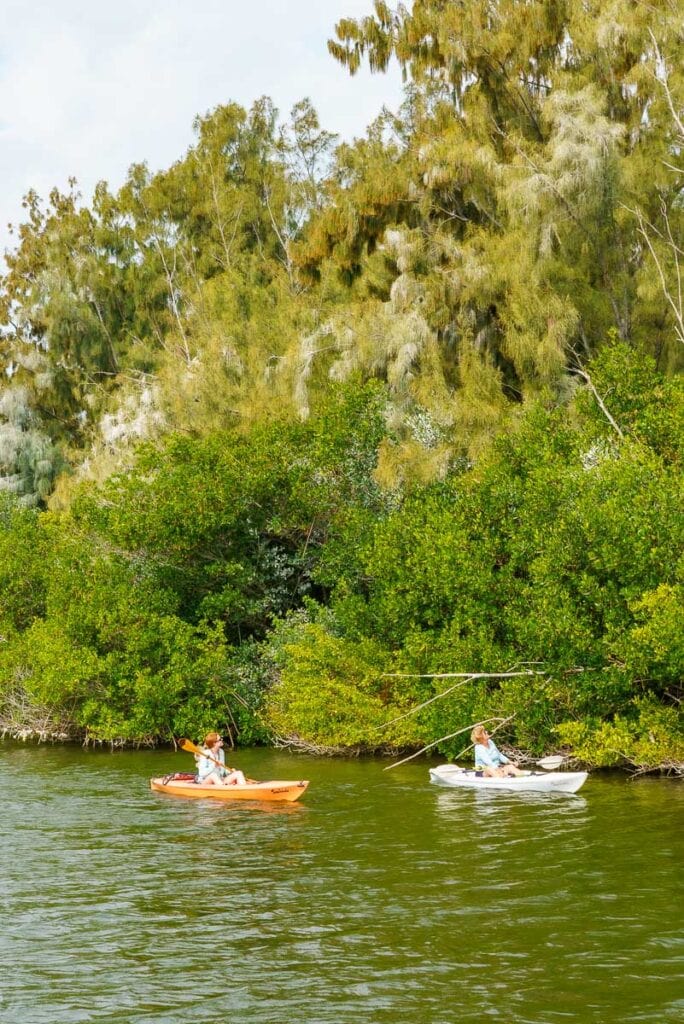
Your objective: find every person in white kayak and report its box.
[471,725,524,777]
[196,732,247,786]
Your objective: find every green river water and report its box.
[1,743,682,1024]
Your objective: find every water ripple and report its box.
[1,746,682,1023]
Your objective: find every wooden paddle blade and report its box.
[179,737,202,755]
[178,737,255,782]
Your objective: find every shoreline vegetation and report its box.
[2,730,682,780]
[1,705,682,779]
[1,3,682,776]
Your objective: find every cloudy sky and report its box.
[0,0,404,255]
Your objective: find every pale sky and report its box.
[0,0,404,256]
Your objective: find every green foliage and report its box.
[264,620,393,747]
[67,380,387,639]
[557,698,684,770]
[0,507,238,741]
[0,381,390,745]
[576,341,684,461]
[615,584,684,685]
[5,613,236,743]
[258,345,682,761]
[0,323,681,764]
[0,9,682,768]
[0,495,47,632]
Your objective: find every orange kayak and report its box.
[150,776,309,803]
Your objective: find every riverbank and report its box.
[2,726,682,778]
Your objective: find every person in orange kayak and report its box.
[471,725,524,777]
[196,732,247,786]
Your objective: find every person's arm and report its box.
[489,740,509,765]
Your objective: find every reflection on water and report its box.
[0,744,682,1024]
[435,785,589,815]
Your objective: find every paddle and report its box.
[535,755,567,770]
[437,755,567,773]
[178,738,257,784]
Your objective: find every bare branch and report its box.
[569,364,625,438]
[381,670,545,680]
[632,207,684,346]
[383,715,515,771]
[647,29,684,142]
[377,676,478,730]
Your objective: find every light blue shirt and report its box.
[197,747,226,782]
[474,739,510,770]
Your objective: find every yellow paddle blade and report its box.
[179,737,202,756]
[178,736,253,780]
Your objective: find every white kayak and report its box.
[429,764,588,794]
